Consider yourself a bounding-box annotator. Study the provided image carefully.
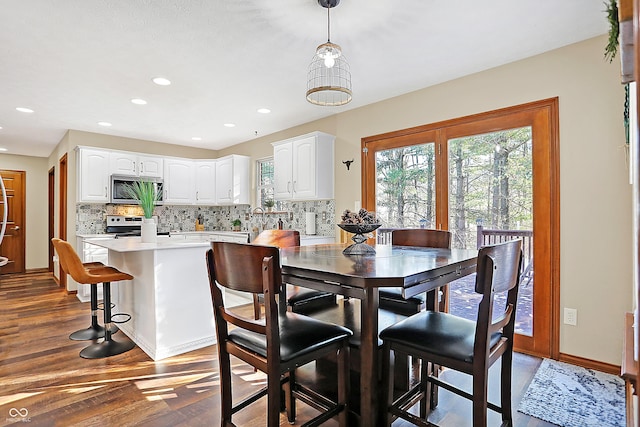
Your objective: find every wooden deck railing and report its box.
[477,225,533,284]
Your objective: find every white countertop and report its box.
[88,236,210,252]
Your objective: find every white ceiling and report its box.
[0,0,608,158]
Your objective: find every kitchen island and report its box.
[89,236,245,360]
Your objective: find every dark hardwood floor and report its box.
[0,271,556,426]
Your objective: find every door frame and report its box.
[59,154,68,288]
[361,98,560,358]
[48,166,55,272]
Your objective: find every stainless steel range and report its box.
[106,215,168,238]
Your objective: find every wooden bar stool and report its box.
[52,238,110,341]
[206,242,351,426]
[380,239,522,427]
[52,238,135,359]
[378,228,452,314]
[251,229,336,319]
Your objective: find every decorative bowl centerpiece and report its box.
[338,209,381,255]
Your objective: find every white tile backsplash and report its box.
[76,200,335,236]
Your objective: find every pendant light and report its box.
[306,0,352,106]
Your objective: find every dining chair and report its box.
[380,239,522,427]
[206,242,351,426]
[379,228,451,314]
[52,238,135,358]
[251,229,336,319]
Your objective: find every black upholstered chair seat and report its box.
[380,287,425,303]
[287,285,337,313]
[379,311,502,363]
[229,311,352,362]
[379,287,426,314]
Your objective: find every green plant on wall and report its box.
[604,0,619,63]
[123,180,161,218]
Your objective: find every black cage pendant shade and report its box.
[306,0,352,106]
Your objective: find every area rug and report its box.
[517,359,625,427]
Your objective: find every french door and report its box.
[362,98,559,358]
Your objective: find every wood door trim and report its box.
[361,98,559,143]
[48,167,55,272]
[59,154,67,288]
[361,98,560,358]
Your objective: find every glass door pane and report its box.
[447,127,533,336]
[374,143,436,228]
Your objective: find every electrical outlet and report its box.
[564,308,577,326]
[322,211,327,221]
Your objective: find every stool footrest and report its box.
[97,302,116,311]
[111,313,132,324]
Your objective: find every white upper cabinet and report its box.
[215,155,250,205]
[77,147,110,203]
[109,151,163,178]
[76,146,247,206]
[138,156,163,177]
[195,160,216,205]
[163,158,195,204]
[272,132,334,201]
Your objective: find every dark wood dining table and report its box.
[280,243,478,426]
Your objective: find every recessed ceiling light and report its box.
[97,121,112,127]
[257,108,271,114]
[0,148,7,152]
[16,107,34,113]
[224,123,236,128]
[131,98,147,105]
[152,77,171,86]
[0,126,3,130]
[192,137,202,141]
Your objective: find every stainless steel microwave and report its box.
[110,175,164,205]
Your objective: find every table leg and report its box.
[360,288,379,426]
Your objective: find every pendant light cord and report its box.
[327,5,331,42]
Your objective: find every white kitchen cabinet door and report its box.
[272,132,334,201]
[110,152,163,178]
[138,156,163,178]
[110,152,138,176]
[78,148,110,202]
[195,161,216,205]
[164,158,195,204]
[273,142,294,200]
[215,155,249,205]
[291,136,317,200]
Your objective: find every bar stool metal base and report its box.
[79,338,135,359]
[69,324,118,341]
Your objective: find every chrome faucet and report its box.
[252,207,266,231]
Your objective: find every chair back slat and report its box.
[475,239,522,295]
[391,228,451,249]
[474,239,522,359]
[210,241,282,294]
[477,225,532,281]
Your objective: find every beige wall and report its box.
[0,154,49,270]
[220,35,631,365]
